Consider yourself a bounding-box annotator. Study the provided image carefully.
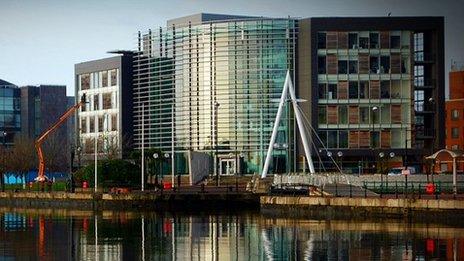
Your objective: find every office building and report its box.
[298,17,445,173]
[20,85,68,140]
[0,79,21,146]
[75,51,134,160]
[134,13,297,175]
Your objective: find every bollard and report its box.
[335,183,338,197]
[395,181,398,199]
[349,184,352,198]
[418,184,422,199]
[201,183,205,193]
[364,184,367,198]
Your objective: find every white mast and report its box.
[261,71,315,178]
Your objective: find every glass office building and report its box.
[0,80,21,146]
[134,14,297,175]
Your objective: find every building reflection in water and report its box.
[0,210,463,260]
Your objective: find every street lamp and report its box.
[213,101,220,186]
[337,151,343,172]
[153,153,159,187]
[1,131,6,192]
[371,106,379,173]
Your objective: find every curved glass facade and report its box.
[134,18,297,174]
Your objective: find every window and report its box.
[380,56,390,73]
[452,127,459,139]
[318,32,326,49]
[369,33,379,48]
[318,131,327,147]
[359,81,369,99]
[89,118,95,133]
[451,109,459,120]
[318,56,327,74]
[390,35,401,49]
[348,33,358,49]
[81,118,87,134]
[371,131,380,148]
[98,116,104,132]
[380,81,390,99]
[359,107,369,124]
[339,106,348,124]
[359,36,369,49]
[414,90,424,111]
[103,93,112,109]
[110,70,117,86]
[318,106,327,124]
[349,60,358,74]
[80,74,90,90]
[328,84,337,99]
[328,131,338,148]
[318,84,327,99]
[102,71,108,87]
[414,65,424,86]
[370,56,379,73]
[338,60,348,74]
[414,33,424,61]
[349,82,359,99]
[339,131,348,148]
[93,94,99,111]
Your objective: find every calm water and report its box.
[0,208,463,260]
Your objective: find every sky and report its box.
[0,0,463,97]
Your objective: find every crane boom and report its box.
[35,95,86,182]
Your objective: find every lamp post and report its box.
[337,151,343,173]
[153,153,159,187]
[94,115,98,193]
[428,97,435,182]
[371,106,379,173]
[379,152,385,186]
[1,131,6,192]
[213,101,220,186]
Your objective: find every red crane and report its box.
[35,94,86,182]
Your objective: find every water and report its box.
[0,208,462,260]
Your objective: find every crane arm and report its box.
[35,95,86,181]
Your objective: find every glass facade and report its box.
[316,30,413,150]
[0,85,21,145]
[134,18,297,174]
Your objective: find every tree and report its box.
[7,135,36,183]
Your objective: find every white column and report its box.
[141,104,145,191]
[171,102,175,187]
[94,115,98,193]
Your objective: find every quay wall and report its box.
[261,195,464,220]
[0,191,260,210]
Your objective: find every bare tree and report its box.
[8,135,36,183]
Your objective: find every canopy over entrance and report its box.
[425,149,463,194]
[425,149,464,160]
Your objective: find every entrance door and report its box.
[219,159,236,176]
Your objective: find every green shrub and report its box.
[73,159,141,188]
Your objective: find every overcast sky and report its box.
[0,0,463,97]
